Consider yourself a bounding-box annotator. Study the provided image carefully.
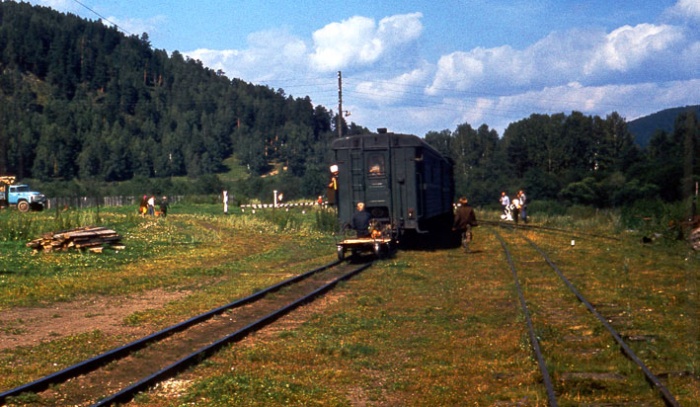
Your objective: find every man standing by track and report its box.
[327,165,339,206]
[518,189,528,223]
[452,197,478,253]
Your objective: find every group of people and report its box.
[500,190,528,224]
[451,191,529,253]
[347,185,529,256]
[139,195,169,217]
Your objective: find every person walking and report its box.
[511,198,521,225]
[518,190,528,223]
[159,196,169,217]
[500,192,510,218]
[452,197,478,253]
[352,202,372,238]
[147,195,155,216]
[139,195,148,216]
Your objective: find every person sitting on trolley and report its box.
[352,202,372,238]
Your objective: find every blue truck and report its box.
[0,176,46,212]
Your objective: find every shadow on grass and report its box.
[399,230,463,252]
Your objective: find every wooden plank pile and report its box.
[27,226,124,253]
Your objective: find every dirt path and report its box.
[0,289,191,350]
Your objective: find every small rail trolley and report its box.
[336,219,396,260]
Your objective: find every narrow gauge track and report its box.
[493,229,680,407]
[0,259,372,406]
[480,219,620,242]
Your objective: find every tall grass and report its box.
[200,205,337,236]
[620,198,690,241]
[0,208,105,242]
[491,198,691,240]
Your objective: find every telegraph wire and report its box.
[341,76,660,113]
[70,0,131,35]
[260,73,660,122]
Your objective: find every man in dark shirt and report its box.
[352,202,372,238]
[452,197,477,252]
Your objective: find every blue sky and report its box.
[21,0,700,136]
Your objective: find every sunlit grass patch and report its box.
[0,205,335,309]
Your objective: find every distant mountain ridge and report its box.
[627,105,700,147]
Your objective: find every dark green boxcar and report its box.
[331,130,454,237]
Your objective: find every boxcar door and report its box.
[349,148,365,208]
[364,150,391,222]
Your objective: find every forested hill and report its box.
[2,2,698,208]
[628,105,700,147]
[0,1,354,192]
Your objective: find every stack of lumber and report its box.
[27,226,124,253]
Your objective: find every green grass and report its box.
[0,205,697,406]
[0,204,336,307]
[151,220,697,406]
[219,156,250,183]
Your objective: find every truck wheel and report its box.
[17,201,30,212]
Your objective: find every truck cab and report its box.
[0,176,46,212]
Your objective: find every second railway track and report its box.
[494,227,680,406]
[0,259,372,406]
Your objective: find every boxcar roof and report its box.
[331,132,447,160]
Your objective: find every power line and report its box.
[342,76,659,113]
[71,0,131,35]
[262,73,661,120]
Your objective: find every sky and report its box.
[18,0,700,136]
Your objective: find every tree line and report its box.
[427,110,698,208]
[1,2,698,209]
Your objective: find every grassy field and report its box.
[0,204,698,406]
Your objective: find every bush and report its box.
[528,199,567,216]
[620,199,688,241]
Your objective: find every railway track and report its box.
[493,227,680,406]
[480,218,620,241]
[0,259,372,406]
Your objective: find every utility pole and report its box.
[337,71,342,138]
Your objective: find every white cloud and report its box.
[377,13,423,48]
[585,24,683,73]
[426,51,485,94]
[186,29,308,81]
[185,49,240,72]
[427,21,694,100]
[101,15,167,38]
[309,13,423,72]
[453,78,700,135]
[666,0,700,21]
[354,66,431,104]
